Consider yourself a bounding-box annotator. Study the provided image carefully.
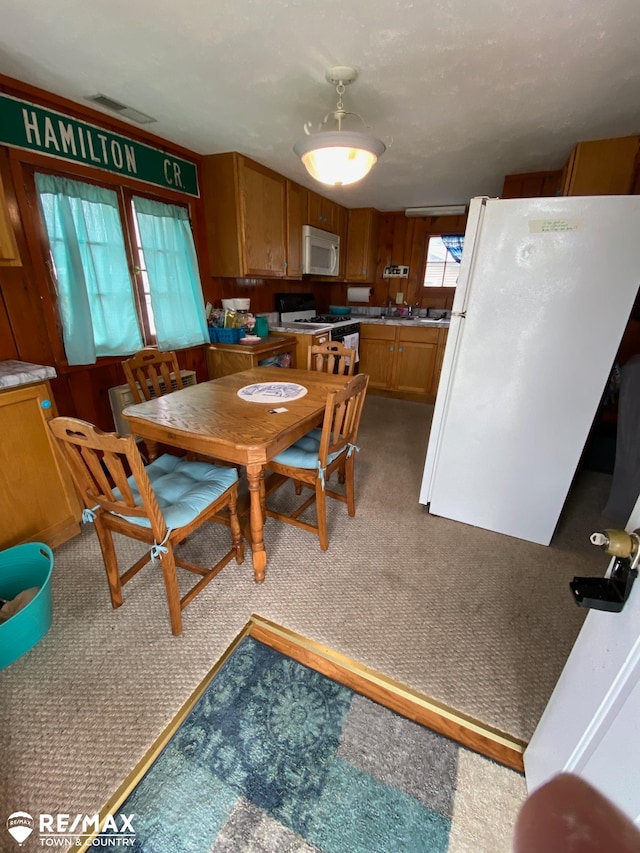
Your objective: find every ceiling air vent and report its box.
[86,94,156,124]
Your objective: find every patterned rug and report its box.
[97,633,519,852]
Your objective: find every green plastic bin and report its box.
[0,543,54,670]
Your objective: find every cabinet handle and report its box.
[389,346,394,352]
[41,399,52,409]
[398,347,403,353]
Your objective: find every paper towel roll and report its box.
[347,286,372,303]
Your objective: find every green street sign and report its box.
[0,92,199,197]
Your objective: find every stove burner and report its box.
[294,314,351,324]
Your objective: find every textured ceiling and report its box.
[1,0,639,211]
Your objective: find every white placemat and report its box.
[237,382,308,403]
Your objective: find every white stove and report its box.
[280,311,357,332]
[276,293,360,344]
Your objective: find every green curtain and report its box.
[35,173,143,365]
[132,196,208,350]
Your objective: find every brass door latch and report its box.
[570,529,639,612]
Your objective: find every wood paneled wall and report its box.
[371,211,467,310]
[0,74,213,430]
[0,72,469,432]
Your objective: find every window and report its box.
[423,235,464,287]
[35,172,208,365]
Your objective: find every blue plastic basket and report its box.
[215,326,247,344]
[0,543,54,670]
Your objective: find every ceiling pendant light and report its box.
[294,66,386,188]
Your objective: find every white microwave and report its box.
[302,225,340,276]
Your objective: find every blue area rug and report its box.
[104,637,457,852]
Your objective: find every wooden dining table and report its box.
[122,366,351,582]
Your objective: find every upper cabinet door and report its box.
[346,208,379,282]
[562,136,640,196]
[237,157,287,277]
[286,180,308,278]
[308,191,341,233]
[202,152,287,277]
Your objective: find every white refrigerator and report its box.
[420,195,640,546]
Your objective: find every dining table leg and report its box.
[246,463,267,582]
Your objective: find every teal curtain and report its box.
[132,196,208,350]
[35,173,143,365]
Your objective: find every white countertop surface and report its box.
[269,318,450,334]
[358,317,451,328]
[0,360,57,389]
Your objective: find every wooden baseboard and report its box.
[248,614,526,773]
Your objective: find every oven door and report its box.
[330,323,360,371]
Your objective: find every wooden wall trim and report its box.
[0,73,201,163]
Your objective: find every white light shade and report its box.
[294,131,386,187]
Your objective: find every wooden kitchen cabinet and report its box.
[561,136,640,196]
[202,152,287,277]
[501,170,562,198]
[0,380,81,550]
[346,208,379,281]
[308,191,342,232]
[0,170,21,267]
[359,323,446,401]
[277,330,331,373]
[286,180,308,278]
[206,336,296,379]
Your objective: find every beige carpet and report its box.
[1,395,612,848]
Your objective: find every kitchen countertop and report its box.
[0,360,57,389]
[357,317,451,328]
[268,317,450,334]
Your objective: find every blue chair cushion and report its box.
[272,427,344,470]
[114,454,238,529]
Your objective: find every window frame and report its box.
[23,160,200,362]
[423,234,464,289]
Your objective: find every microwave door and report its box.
[309,242,332,274]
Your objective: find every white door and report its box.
[421,195,640,545]
[524,496,640,823]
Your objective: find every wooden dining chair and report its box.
[49,416,244,636]
[122,348,237,471]
[121,348,184,460]
[307,340,356,376]
[122,347,186,403]
[263,372,369,550]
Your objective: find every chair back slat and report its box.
[307,341,356,376]
[123,348,184,404]
[49,417,167,536]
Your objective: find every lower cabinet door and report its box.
[0,381,81,549]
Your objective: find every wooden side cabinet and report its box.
[0,380,81,550]
[206,336,296,379]
[359,324,444,400]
